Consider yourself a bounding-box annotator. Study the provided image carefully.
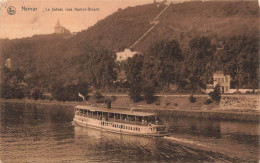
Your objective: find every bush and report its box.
[233,90,242,94]
[209,84,221,103]
[189,95,196,103]
[93,91,105,103]
[204,99,213,105]
[32,89,43,100]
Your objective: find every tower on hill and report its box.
[54,19,65,34]
[54,19,71,35]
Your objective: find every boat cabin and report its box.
[75,105,161,126]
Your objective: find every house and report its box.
[206,71,231,93]
[213,71,231,93]
[116,49,140,62]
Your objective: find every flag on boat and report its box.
[78,92,85,101]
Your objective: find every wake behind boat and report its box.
[73,105,168,137]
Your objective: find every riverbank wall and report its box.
[1,94,259,122]
[155,110,259,122]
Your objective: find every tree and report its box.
[32,89,43,100]
[26,73,41,89]
[209,84,221,104]
[143,40,183,90]
[185,36,216,92]
[125,54,144,102]
[143,81,156,104]
[85,49,117,90]
[220,35,259,91]
[0,68,25,99]
[51,81,66,101]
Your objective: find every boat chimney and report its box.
[107,100,111,109]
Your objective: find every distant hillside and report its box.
[73,3,166,52]
[0,1,258,89]
[73,1,259,52]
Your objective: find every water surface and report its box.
[1,102,259,162]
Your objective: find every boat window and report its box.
[128,115,135,121]
[109,113,114,119]
[103,112,108,119]
[147,116,155,123]
[121,114,127,121]
[115,113,120,119]
[137,116,143,122]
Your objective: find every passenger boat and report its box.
[73,105,169,137]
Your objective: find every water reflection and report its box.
[164,117,222,138]
[74,124,158,149]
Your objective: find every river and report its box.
[0,102,259,162]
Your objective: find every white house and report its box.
[206,71,231,93]
[116,49,139,62]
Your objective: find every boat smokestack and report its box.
[107,100,111,109]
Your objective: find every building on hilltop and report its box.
[54,19,71,35]
[5,58,12,69]
[116,49,140,62]
[206,71,231,94]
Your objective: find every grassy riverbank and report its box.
[1,94,259,122]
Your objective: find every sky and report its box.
[0,0,258,39]
[0,0,157,39]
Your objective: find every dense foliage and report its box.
[51,82,89,101]
[220,35,259,91]
[0,68,25,99]
[185,36,216,91]
[125,54,144,102]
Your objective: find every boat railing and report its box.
[75,112,163,126]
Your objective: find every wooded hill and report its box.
[74,1,258,52]
[0,1,258,98]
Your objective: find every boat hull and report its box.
[73,115,168,137]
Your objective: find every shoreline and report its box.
[1,98,259,122]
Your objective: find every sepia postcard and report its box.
[0,0,259,162]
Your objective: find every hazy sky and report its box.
[0,0,258,39]
[0,0,158,39]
